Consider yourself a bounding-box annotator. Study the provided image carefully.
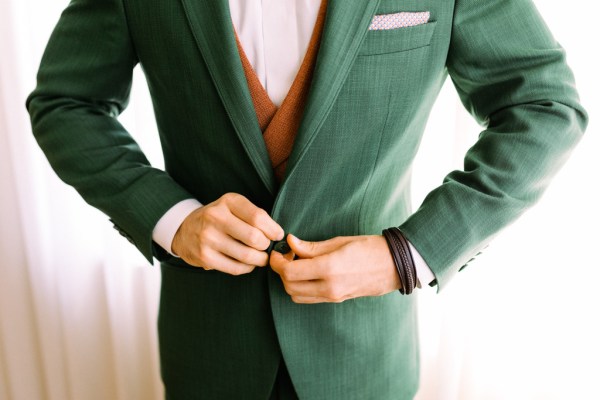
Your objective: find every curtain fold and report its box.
[1,0,164,399]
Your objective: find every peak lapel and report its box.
[179,0,277,195]
[283,0,382,182]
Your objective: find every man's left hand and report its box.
[269,234,401,304]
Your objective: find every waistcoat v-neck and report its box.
[234,0,328,183]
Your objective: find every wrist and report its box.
[374,235,403,292]
[152,198,203,256]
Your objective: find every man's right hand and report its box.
[171,193,284,275]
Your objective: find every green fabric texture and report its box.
[27,0,587,399]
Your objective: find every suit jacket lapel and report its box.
[284,0,382,182]
[179,0,277,195]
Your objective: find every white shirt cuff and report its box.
[152,199,203,256]
[408,241,436,288]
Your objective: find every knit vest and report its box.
[234,0,328,182]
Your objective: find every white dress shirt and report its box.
[152,0,435,287]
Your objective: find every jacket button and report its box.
[272,240,291,254]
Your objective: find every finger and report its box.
[291,296,347,304]
[282,278,349,301]
[270,251,327,281]
[199,229,268,266]
[282,280,324,298]
[287,234,354,259]
[215,233,270,267]
[269,250,292,275]
[224,217,271,251]
[191,247,256,276]
[228,195,284,241]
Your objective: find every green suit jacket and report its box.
[27,0,587,398]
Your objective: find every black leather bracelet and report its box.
[382,227,417,295]
[383,229,407,293]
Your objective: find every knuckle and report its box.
[195,223,207,237]
[247,229,266,249]
[320,270,333,281]
[239,247,254,263]
[327,283,343,301]
[221,192,237,202]
[282,283,294,295]
[231,265,254,276]
[321,265,335,280]
[202,206,219,224]
[195,247,210,264]
[256,253,269,267]
[258,209,273,227]
[281,269,293,282]
[223,192,244,208]
[196,230,212,247]
[248,208,263,225]
[323,280,335,296]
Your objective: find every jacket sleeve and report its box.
[26,0,193,263]
[398,0,588,291]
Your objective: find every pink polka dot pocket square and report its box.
[368,11,431,30]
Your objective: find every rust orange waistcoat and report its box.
[234,0,328,183]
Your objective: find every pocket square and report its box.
[368,11,430,31]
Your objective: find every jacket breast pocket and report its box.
[358,21,438,56]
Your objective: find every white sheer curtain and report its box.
[413,3,600,398]
[0,1,597,399]
[1,0,164,399]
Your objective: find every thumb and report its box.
[287,234,350,258]
[286,234,324,258]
